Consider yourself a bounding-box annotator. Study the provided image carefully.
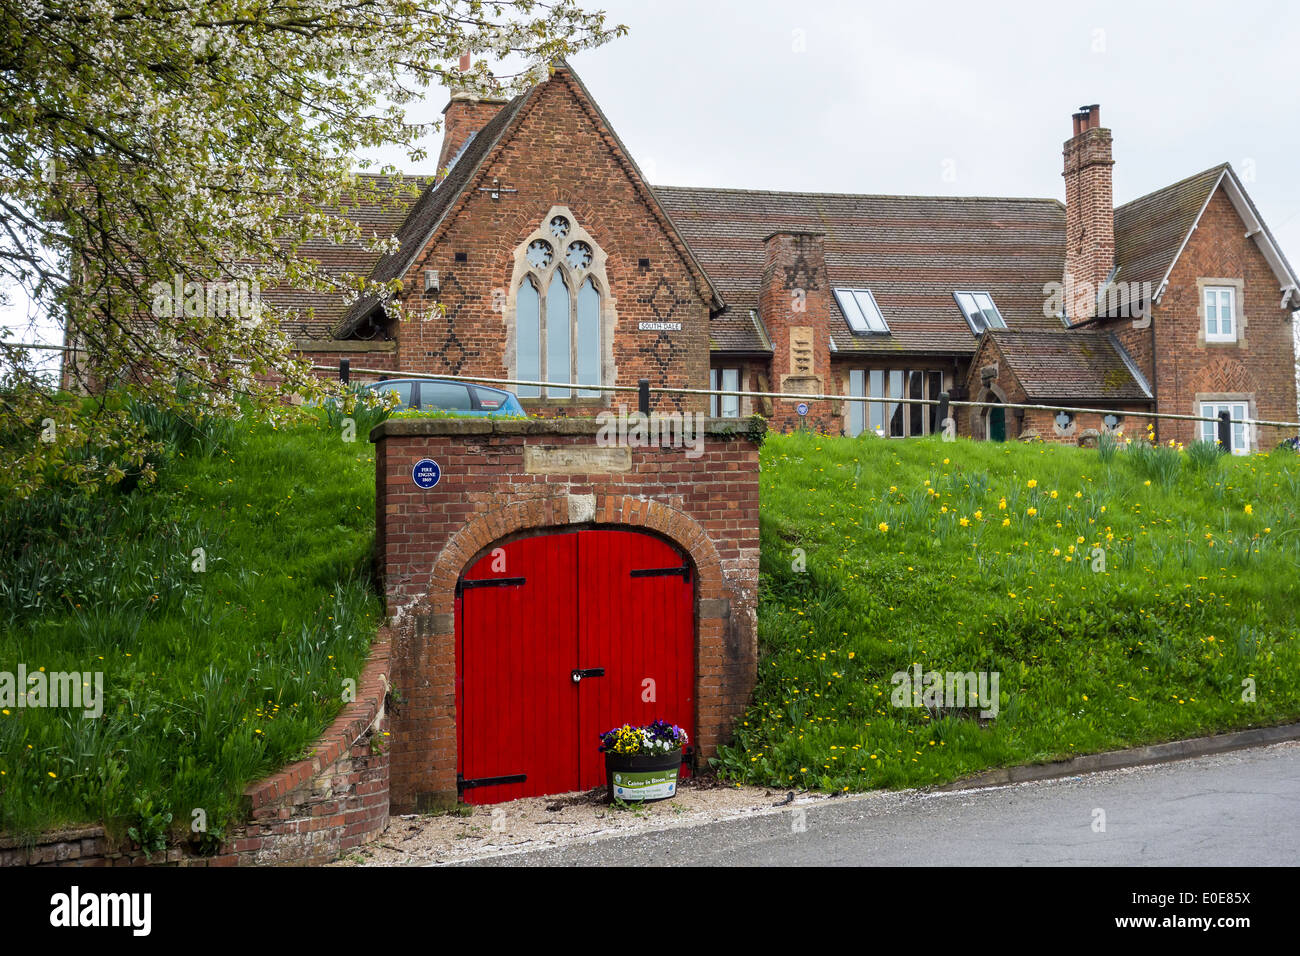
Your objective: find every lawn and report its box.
[714,430,1300,793]
[0,403,382,849]
[6,405,1299,841]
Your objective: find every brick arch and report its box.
[424,493,723,619]
[397,492,731,809]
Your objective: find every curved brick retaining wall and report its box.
[2,633,392,867]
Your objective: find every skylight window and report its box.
[954,291,1007,334]
[833,288,890,334]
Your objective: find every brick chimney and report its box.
[435,56,508,178]
[761,231,833,432]
[1062,104,1115,324]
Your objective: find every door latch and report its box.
[571,667,605,683]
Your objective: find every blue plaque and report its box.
[796,402,809,417]
[412,458,441,489]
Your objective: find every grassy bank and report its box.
[0,407,381,849]
[715,432,1300,792]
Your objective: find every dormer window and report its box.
[954,291,1007,334]
[832,288,889,334]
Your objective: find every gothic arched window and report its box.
[510,209,610,400]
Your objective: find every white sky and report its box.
[8,0,1299,367]
[567,0,1300,253]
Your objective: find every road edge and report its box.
[934,721,1300,791]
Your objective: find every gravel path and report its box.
[330,776,868,866]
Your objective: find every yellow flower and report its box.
[1244,504,1253,515]
[1050,490,1058,499]
[1143,480,1151,486]
[878,522,889,533]
[1002,517,1011,527]
[998,498,1007,510]
[1027,479,1037,488]
[1026,507,1037,517]
[959,517,970,527]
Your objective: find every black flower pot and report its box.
[604,750,682,803]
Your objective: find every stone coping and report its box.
[0,824,104,852]
[371,415,767,441]
[242,633,391,813]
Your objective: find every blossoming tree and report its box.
[0,0,623,493]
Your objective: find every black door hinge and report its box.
[456,576,526,595]
[457,773,527,792]
[630,566,690,579]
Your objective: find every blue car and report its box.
[361,377,526,416]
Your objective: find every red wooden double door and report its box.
[455,528,694,804]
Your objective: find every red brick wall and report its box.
[1017,407,1148,445]
[371,417,761,811]
[1150,186,1299,449]
[393,69,713,418]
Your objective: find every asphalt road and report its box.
[459,741,1300,866]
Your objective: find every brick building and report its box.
[281,65,1298,452]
